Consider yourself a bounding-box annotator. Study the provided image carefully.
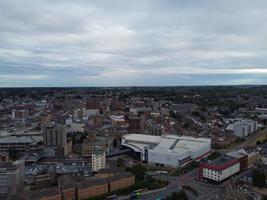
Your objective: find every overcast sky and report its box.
[1,0,267,87]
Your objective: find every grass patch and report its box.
[256,135,267,145]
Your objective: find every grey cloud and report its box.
[0,0,267,86]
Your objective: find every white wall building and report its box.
[233,119,257,137]
[202,162,240,182]
[122,134,211,167]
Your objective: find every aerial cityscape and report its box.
[1,0,267,200]
[0,86,267,200]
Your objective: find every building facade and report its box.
[43,124,72,157]
[91,147,106,172]
[233,120,257,138]
[107,172,135,192]
[0,161,24,196]
[199,156,240,182]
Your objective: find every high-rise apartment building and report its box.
[91,147,106,172]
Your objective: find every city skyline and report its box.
[1,0,267,87]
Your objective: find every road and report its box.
[219,127,267,154]
[118,169,198,200]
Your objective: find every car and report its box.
[156,171,168,175]
[106,194,117,200]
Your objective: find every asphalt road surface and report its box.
[118,169,198,200]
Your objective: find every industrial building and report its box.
[121,134,211,167]
[43,124,72,157]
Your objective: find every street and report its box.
[118,169,198,200]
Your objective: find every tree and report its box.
[178,190,188,200]
[113,139,118,148]
[170,190,188,200]
[8,149,20,160]
[169,110,176,118]
[117,158,125,167]
[126,164,147,181]
[171,192,180,200]
[253,170,266,188]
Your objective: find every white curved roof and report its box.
[122,134,210,154]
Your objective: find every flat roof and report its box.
[24,187,61,200]
[0,162,18,170]
[0,135,43,144]
[123,134,211,151]
[98,167,123,174]
[59,175,107,189]
[77,178,107,189]
[122,134,211,159]
[107,172,134,182]
[226,149,248,158]
[207,155,236,166]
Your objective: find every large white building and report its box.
[121,134,211,167]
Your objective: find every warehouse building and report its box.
[121,134,211,167]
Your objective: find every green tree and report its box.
[169,110,176,118]
[165,196,172,200]
[8,149,20,160]
[126,164,147,181]
[113,139,118,148]
[178,190,188,200]
[253,170,266,187]
[170,190,188,200]
[117,158,125,167]
[171,192,180,200]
